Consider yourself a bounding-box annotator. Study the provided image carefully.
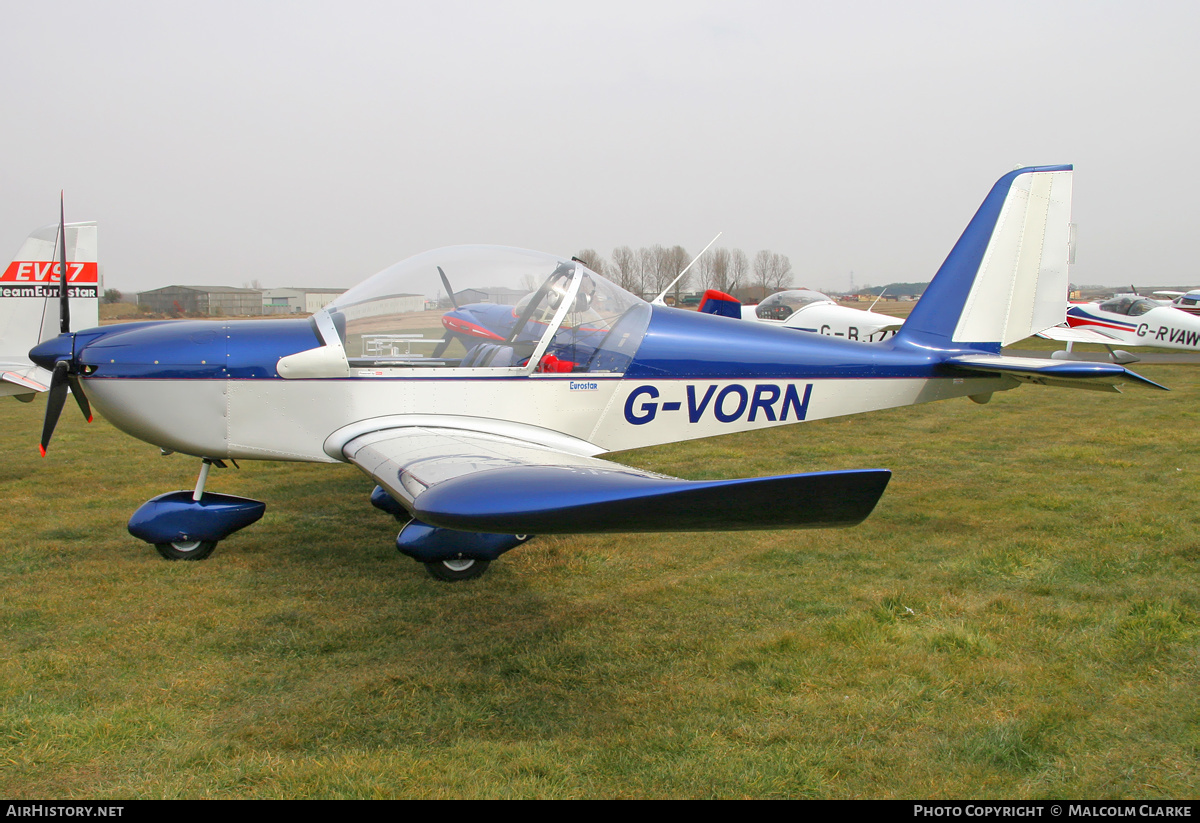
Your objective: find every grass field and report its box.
[1,365,1197,798]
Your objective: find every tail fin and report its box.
[0,221,99,355]
[896,165,1073,352]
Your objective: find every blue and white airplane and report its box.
[29,165,1164,580]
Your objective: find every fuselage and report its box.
[742,290,901,343]
[52,307,1013,463]
[1066,299,1200,351]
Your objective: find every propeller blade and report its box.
[67,374,93,423]
[438,267,460,310]
[58,192,70,334]
[40,361,70,456]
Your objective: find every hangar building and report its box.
[262,287,347,314]
[137,286,264,316]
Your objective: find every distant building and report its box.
[338,292,424,321]
[453,286,527,307]
[138,285,263,316]
[262,287,347,314]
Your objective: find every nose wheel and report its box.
[128,458,265,560]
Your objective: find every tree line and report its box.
[573,246,794,303]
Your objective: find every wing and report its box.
[945,354,1167,393]
[1036,325,1122,344]
[342,426,891,534]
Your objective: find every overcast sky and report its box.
[2,0,1196,293]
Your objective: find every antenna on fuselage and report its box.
[652,232,722,306]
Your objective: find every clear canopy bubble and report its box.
[321,245,650,373]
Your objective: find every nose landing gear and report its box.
[127,458,265,560]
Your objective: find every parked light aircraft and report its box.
[699,288,902,342]
[1039,293,1200,360]
[1154,289,1200,315]
[30,165,1165,580]
[1,216,98,401]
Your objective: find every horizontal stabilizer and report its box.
[946,354,1167,392]
[414,466,892,534]
[1,366,50,393]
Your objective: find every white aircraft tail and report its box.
[0,221,99,352]
[896,165,1073,351]
[0,221,99,399]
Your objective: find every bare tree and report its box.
[574,249,607,276]
[581,243,758,302]
[610,245,640,294]
[694,249,714,292]
[767,252,793,292]
[714,247,733,292]
[665,244,690,305]
[729,248,749,294]
[639,245,666,298]
[698,247,737,292]
[752,250,794,301]
[752,249,774,301]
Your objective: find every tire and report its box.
[424,557,490,582]
[154,540,218,561]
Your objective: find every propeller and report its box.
[438,266,460,310]
[431,267,461,359]
[38,193,92,456]
[58,193,70,334]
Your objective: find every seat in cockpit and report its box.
[460,343,519,368]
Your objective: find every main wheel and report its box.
[154,540,218,561]
[424,557,490,582]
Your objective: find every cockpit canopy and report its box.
[755,289,834,322]
[1098,296,1158,317]
[320,246,650,373]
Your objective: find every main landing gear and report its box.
[370,485,531,582]
[127,458,265,561]
[424,558,491,582]
[155,539,218,561]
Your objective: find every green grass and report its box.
[1,367,1198,798]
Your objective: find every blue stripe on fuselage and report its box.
[80,308,971,384]
[624,306,949,380]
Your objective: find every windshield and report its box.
[322,246,650,373]
[1099,296,1158,317]
[755,289,833,321]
